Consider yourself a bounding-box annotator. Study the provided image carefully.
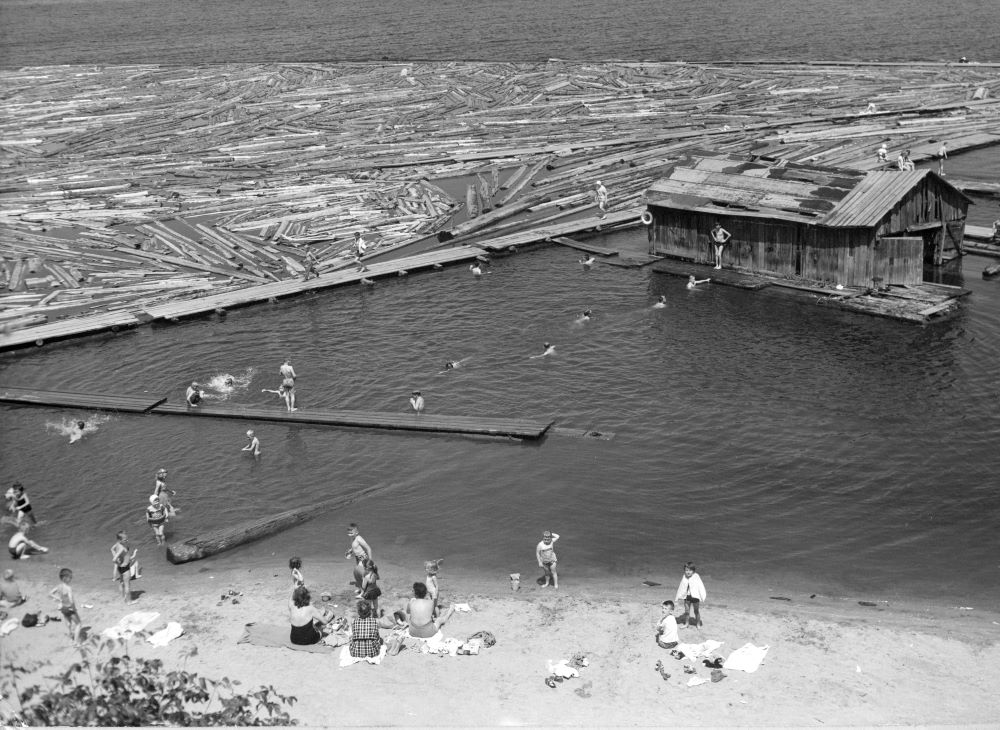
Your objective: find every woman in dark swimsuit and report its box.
[288,586,331,645]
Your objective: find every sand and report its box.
[2,552,998,727]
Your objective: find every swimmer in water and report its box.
[687,275,711,289]
[409,390,425,413]
[653,295,667,308]
[470,262,483,277]
[579,255,595,267]
[224,375,235,387]
[69,420,87,443]
[242,429,261,457]
[185,382,202,407]
[439,357,470,374]
[530,342,556,359]
[576,309,592,324]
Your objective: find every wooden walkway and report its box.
[141,245,484,322]
[0,311,141,351]
[0,386,554,439]
[476,208,644,252]
[0,385,166,413]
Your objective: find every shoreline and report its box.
[4,552,999,726]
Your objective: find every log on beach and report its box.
[165,485,388,564]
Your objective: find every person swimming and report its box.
[579,255,595,267]
[530,342,556,359]
[439,357,470,374]
[687,275,711,289]
[576,309,592,324]
[470,262,483,277]
[653,295,667,308]
[409,390,425,413]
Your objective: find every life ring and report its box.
[640,210,653,226]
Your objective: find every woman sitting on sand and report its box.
[288,585,332,645]
[405,582,454,639]
[349,600,383,658]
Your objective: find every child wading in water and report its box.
[49,568,82,645]
[360,559,382,614]
[535,530,560,588]
[424,559,444,615]
[675,561,707,628]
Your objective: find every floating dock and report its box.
[0,386,554,439]
[650,259,971,323]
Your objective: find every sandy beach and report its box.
[2,550,998,727]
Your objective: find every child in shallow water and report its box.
[289,556,305,588]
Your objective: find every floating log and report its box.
[166,486,390,564]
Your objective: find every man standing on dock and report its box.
[710,222,732,270]
[595,181,608,219]
[937,142,948,176]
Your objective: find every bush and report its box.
[2,634,296,726]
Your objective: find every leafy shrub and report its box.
[2,634,296,726]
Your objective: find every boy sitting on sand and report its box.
[656,600,679,649]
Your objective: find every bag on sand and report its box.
[21,612,38,628]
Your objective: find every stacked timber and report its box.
[2,60,999,344]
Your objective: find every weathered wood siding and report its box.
[872,237,924,286]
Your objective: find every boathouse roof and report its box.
[643,154,972,228]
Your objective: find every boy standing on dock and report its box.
[937,142,948,175]
[710,222,732,270]
[279,359,297,412]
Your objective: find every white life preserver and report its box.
[640,210,653,225]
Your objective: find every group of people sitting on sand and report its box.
[287,524,455,657]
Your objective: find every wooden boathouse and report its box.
[642,153,973,287]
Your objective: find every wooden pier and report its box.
[0,386,554,439]
[476,209,643,253]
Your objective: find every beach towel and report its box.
[0,617,19,637]
[677,639,723,660]
[452,603,472,612]
[687,675,709,687]
[102,611,160,640]
[339,643,387,666]
[547,659,580,679]
[723,643,769,673]
[147,622,184,647]
[237,623,334,654]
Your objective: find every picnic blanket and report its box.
[102,611,160,639]
[678,639,723,660]
[238,623,335,654]
[724,643,769,673]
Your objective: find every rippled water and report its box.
[2,233,999,606]
[1,0,997,66]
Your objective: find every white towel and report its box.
[677,639,723,659]
[339,643,387,667]
[452,603,472,612]
[147,622,184,647]
[723,643,769,673]
[0,617,19,637]
[547,659,580,679]
[102,611,160,639]
[687,675,709,686]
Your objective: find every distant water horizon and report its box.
[1,0,998,66]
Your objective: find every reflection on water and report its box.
[1,241,999,606]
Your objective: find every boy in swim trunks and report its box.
[49,568,82,644]
[8,524,48,559]
[146,495,168,546]
[278,359,297,412]
[536,530,560,588]
[345,523,372,589]
[111,531,139,604]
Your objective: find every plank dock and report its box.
[0,386,554,439]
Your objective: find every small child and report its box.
[289,556,305,588]
[536,531,560,589]
[146,495,168,546]
[425,559,443,614]
[49,568,82,645]
[242,429,261,457]
[11,482,37,526]
[687,275,711,289]
[675,561,707,628]
[656,599,679,649]
[360,559,382,614]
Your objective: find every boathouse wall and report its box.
[646,210,891,287]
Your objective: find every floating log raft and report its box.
[167,487,388,564]
[2,60,999,347]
